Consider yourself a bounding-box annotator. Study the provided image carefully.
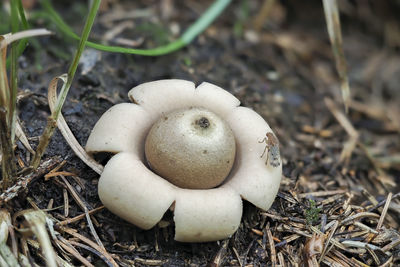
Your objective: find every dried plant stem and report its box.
[0,210,19,266]
[0,29,51,190]
[31,116,58,169]
[0,29,51,49]
[253,0,276,31]
[0,157,59,205]
[0,42,16,190]
[0,118,15,190]
[322,0,351,111]
[31,0,101,169]
[23,211,57,267]
[46,76,103,174]
[9,0,19,144]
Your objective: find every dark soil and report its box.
[2,0,400,266]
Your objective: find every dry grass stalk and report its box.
[46,75,104,174]
[376,192,393,230]
[0,157,59,205]
[266,225,277,266]
[58,175,105,251]
[209,239,229,267]
[57,206,104,226]
[325,97,396,188]
[252,0,277,32]
[58,227,118,267]
[23,210,57,267]
[322,0,351,111]
[56,237,95,267]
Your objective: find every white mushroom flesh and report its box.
[222,106,281,211]
[98,152,176,229]
[86,103,152,158]
[173,186,242,242]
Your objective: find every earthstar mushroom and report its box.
[86,79,282,242]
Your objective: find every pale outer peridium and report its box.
[86,79,282,242]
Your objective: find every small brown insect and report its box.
[259,132,280,167]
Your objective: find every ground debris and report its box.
[1,0,400,266]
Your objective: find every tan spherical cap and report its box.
[86,79,282,242]
[145,107,236,189]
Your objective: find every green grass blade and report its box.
[31,0,102,168]
[57,0,101,114]
[6,0,30,68]
[17,0,29,29]
[39,0,231,56]
[182,0,230,43]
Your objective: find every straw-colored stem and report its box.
[0,46,16,190]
